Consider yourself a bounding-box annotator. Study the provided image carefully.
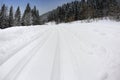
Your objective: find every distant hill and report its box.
[40,11,51,23]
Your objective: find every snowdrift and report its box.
[0,20,120,80]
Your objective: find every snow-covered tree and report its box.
[22,3,33,26]
[14,6,21,26]
[0,4,9,29]
[32,6,40,25]
[9,6,14,27]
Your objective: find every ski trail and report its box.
[0,20,120,80]
[60,27,81,80]
[15,28,60,80]
[0,28,50,65]
[50,28,61,80]
[59,27,108,80]
[50,27,79,80]
[1,29,53,80]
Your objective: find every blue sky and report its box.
[0,0,75,15]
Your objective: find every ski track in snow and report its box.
[0,20,120,80]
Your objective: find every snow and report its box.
[0,20,120,80]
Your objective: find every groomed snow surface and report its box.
[0,20,120,80]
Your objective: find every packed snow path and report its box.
[0,20,120,80]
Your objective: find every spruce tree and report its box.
[9,6,14,27]
[22,3,33,26]
[108,0,120,20]
[14,6,21,26]
[32,6,40,25]
[0,4,9,29]
[36,10,40,24]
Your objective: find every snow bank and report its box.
[0,20,120,80]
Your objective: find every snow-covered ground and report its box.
[0,20,120,80]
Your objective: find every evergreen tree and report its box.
[79,0,88,19]
[32,6,40,25]
[14,6,21,26]
[74,1,79,20]
[108,0,120,20]
[9,6,14,27]
[0,4,9,29]
[36,10,40,24]
[22,3,33,26]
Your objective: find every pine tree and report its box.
[22,3,33,26]
[36,10,40,24]
[0,4,9,29]
[108,0,120,20]
[14,6,21,26]
[79,0,87,20]
[9,6,14,27]
[74,1,79,20]
[32,6,40,25]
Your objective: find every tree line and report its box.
[47,0,120,23]
[0,3,40,29]
[0,0,120,29]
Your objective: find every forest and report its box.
[47,0,120,23]
[0,0,120,29]
[0,3,40,29]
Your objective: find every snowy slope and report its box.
[0,20,120,80]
